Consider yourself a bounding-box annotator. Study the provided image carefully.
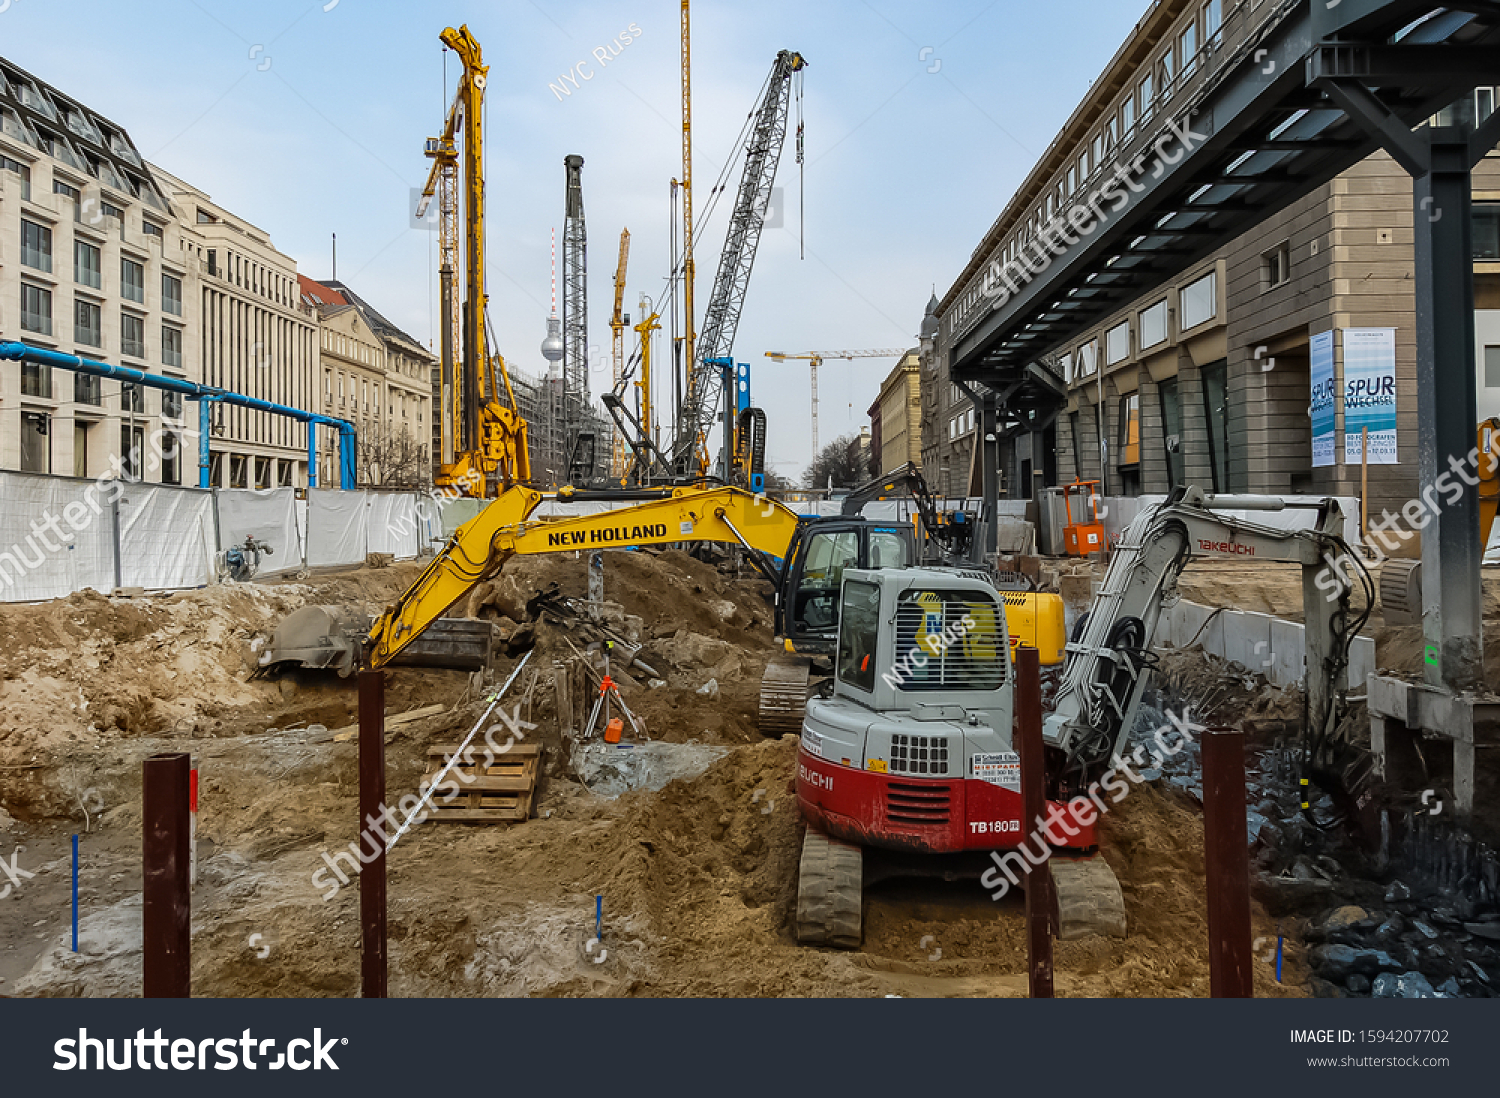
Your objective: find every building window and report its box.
[1159,46,1176,93]
[230,454,248,489]
[1140,299,1168,349]
[74,299,102,347]
[1202,359,1231,492]
[1,155,30,200]
[278,460,294,487]
[162,272,183,315]
[1121,94,1136,141]
[1106,320,1131,365]
[1262,241,1291,289]
[161,430,181,485]
[121,312,146,358]
[52,179,80,202]
[1204,0,1223,45]
[1180,270,1217,330]
[21,219,52,272]
[206,249,218,277]
[120,424,145,480]
[121,382,145,414]
[1179,21,1198,79]
[1159,378,1184,489]
[1484,346,1500,388]
[21,282,52,336]
[255,457,272,490]
[73,422,91,478]
[74,373,101,406]
[1077,341,1099,378]
[1139,72,1155,124]
[121,258,145,304]
[143,219,164,239]
[1118,393,1141,468]
[162,325,183,369]
[163,390,183,420]
[75,240,102,289]
[21,413,50,473]
[18,357,52,403]
[1474,203,1500,260]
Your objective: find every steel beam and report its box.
[1202,730,1253,998]
[143,753,191,998]
[359,670,389,997]
[1016,647,1054,999]
[1415,133,1483,691]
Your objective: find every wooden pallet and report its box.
[421,742,541,823]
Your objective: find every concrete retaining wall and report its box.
[1156,599,1374,692]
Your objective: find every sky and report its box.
[2,0,1150,482]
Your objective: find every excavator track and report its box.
[1050,855,1128,940]
[795,829,863,948]
[759,654,811,738]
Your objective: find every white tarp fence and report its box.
[119,483,216,590]
[367,493,421,558]
[0,472,117,601]
[306,489,370,568]
[0,479,431,602]
[215,488,300,564]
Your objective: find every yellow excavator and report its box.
[282,482,1064,736]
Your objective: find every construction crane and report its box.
[416,25,530,497]
[679,0,696,475]
[672,47,807,479]
[609,229,631,479]
[764,349,907,455]
[561,154,591,484]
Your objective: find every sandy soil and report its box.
[1,551,1307,999]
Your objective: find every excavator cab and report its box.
[774,519,916,652]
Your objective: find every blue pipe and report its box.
[0,341,357,489]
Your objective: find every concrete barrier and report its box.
[1270,619,1305,687]
[1158,597,1376,695]
[1224,611,1273,674]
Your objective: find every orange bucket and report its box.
[604,718,624,744]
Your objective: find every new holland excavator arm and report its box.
[366,486,804,669]
[1043,486,1367,791]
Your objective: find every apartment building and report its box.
[300,277,433,489]
[160,169,319,489]
[870,350,922,476]
[924,0,1500,520]
[0,57,192,484]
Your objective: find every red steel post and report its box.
[1203,728,1253,998]
[359,669,388,998]
[1016,647,1054,998]
[143,752,191,998]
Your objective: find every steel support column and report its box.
[143,752,191,998]
[359,670,388,998]
[1322,75,1487,692]
[1016,647,1054,998]
[1203,729,1253,998]
[955,378,1000,557]
[1413,134,1482,691]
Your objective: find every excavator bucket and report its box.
[258,605,364,678]
[1050,855,1128,940]
[259,605,497,677]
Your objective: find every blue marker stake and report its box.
[595,895,603,941]
[1275,936,1283,984]
[71,834,79,953]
